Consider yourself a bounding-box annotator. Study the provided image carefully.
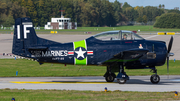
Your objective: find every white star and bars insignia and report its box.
[67,49,93,57]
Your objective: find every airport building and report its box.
[44,17,77,30]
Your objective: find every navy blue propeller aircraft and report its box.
[12,17,174,84]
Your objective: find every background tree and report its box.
[159,4,161,9]
[122,2,131,10]
[112,0,122,23]
[162,4,165,9]
[0,0,178,27]
[136,16,143,22]
[168,9,180,14]
[3,15,14,26]
[154,13,180,28]
[142,15,148,24]
[26,0,38,26]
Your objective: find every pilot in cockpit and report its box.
[123,34,127,40]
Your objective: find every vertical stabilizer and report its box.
[12,17,38,56]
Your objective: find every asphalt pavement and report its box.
[0,76,180,92]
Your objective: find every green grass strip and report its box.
[0,59,180,77]
[0,89,179,101]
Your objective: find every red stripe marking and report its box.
[87,52,93,54]
[125,41,132,43]
[68,52,74,54]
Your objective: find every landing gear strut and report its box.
[116,65,129,84]
[150,68,160,84]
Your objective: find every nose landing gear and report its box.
[150,68,160,84]
[150,74,160,84]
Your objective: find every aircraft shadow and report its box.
[116,78,180,85]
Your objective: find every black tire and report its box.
[105,74,115,82]
[150,74,160,84]
[117,79,126,84]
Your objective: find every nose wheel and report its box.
[150,74,160,84]
[150,68,160,84]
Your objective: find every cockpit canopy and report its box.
[93,30,144,41]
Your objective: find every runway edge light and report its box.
[175,91,178,97]
[16,71,18,76]
[105,87,107,92]
[11,98,15,101]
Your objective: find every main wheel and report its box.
[117,79,126,84]
[105,74,115,82]
[150,74,160,84]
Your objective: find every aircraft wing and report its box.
[102,49,149,65]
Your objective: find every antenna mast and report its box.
[59,8,65,18]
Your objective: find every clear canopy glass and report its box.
[93,30,144,41]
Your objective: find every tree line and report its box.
[0,0,179,27]
[154,13,180,28]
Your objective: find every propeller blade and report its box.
[167,56,169,79]
[166,36,173,79]
[167,36,173,53]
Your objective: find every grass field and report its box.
[0,89,179,101]
[1,25,180,34]
[0,59,180,77]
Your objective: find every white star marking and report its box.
[75,47,86,59]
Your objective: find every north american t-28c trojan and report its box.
[12,17,174,84]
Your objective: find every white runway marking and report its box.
[169,79,180,82]
[145,35,159,39]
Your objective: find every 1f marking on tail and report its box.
[17,23,33,39]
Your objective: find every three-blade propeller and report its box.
[167,36,173,78]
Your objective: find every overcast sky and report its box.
[109,0,179,10]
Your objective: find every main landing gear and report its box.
[150,68,160,84]
[104,66,116,82]
[104,65,129,84]
[104,65,160,84]
[116,65,129,84]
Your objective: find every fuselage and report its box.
[30,36,167,67]
[12,19,167,68]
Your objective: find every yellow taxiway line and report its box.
[10,81,115,84]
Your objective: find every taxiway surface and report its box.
[1,76,180,92]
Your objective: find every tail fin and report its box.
[12,17,38,56]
